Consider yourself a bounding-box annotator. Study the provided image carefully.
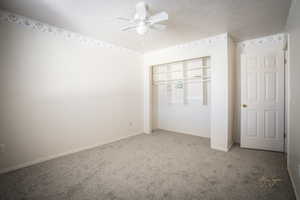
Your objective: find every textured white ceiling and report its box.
[0,0,291,52]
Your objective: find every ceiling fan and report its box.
[117,2,168,35]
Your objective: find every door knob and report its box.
[242,104,247,108]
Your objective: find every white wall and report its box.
[234,33,287,143]
[0,17,143,173]
[143,33,234,151]
[152,59,211,138]
[286,0,300,198]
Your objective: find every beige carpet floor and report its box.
[0,130,296,200]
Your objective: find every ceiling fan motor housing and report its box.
[119,1,168,35]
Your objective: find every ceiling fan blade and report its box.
[150,24,166,31]
[135,2,147,20]
[116,17,132,22]
[148,12,168,24]
[121,24,138,31]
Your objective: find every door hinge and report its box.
[284,133,287,139]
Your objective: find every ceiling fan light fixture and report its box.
[136,24,148,35]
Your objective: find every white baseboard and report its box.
[288,167,300,200]
[211,145,230,152]
[0,132,142,175]
[155,128,234,152]
[227,141,234,151]
[211,141,234,152]
[153,128,210,139]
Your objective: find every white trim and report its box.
[211,140,234,152]
[153,128,236,152]
[286,33,291,169]
[153,128,210,139]
[227,141,234,151]
[153,128,234,152]
[288,167,300,200]
[211,145,231,152]
[143,64,153,134]
[0,9,140,55]
[211,137,234,152]
[0,132,142,175]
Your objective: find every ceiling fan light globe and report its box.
[137,25,148,35]
[134,13,139,20]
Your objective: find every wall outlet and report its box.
[0,144,5,153]
[298,164,300,178]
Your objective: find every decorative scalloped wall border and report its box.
[1,9,285,55]
[161,33,228,52]
[0,9,140,55]
[237,33,287,49]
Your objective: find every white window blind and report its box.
[152,57,211,105]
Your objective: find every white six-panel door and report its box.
[241,51,285,152]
